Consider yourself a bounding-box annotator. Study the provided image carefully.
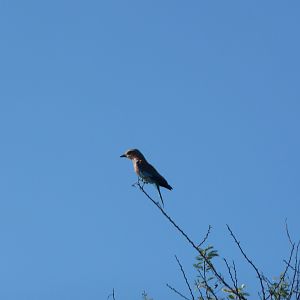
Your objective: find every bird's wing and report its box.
[141,161,172,190]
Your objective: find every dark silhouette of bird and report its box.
[120,149,172,206]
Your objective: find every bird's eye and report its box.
[127,151,132,155]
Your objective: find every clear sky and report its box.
[0,1,299,299]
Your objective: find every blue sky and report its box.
[0,1,299,299]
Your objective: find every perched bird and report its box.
[120,149,172,206]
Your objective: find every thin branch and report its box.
[166,283,191,300]
[198,225,212,248]
[195,278,206,300]
[203,260,209,299]
[233,261,239,290]
[224,258,236,288]
[197,268,219,299]
[297,259,300,300]
[289,242,300,300]
[283,260,300,275]
[267,244,295,300]
[107,288,116,300]
[224,258,242,299]
[260,274,272,300]
[266,222,298,300]
[203,259,220,300]
[226,224,266,300]
[137,183,247,300]
[285,218,293,246]
[175,255,195,300]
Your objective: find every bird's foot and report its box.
[132,178,144,188]
[139,178,148,188]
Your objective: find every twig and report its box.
[107,288,116,300]
[288,242,300,300]
[297,259,300,300]
[285,218,293,246]
[226,224,266,300]
[259,274,272,300]
[224,258,243,299]
[195,279,205,300]
[166,283,191,300]
[224,258,236,288]
[266,222,297,300]
[137,183,247,300]
[274,245,294,299]
[233,261,239,290]
[203,260,209,299]
[198,225,212,248]
[197,268,219,299]
[175,255,195,300]
[283,259,300,275]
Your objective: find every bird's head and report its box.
[120,149,146,161]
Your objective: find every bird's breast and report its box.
[133,161,140,176]
[134,161,154,183]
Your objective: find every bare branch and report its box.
[175,255,195,300]
[195,280,205,300]
[265,222,298,300]
[233,261,239,290]
[166,283,191,300]
[266,244,295,300]
[224,258,242,299]
[285,218,293,246]
[197,225,212,248]
[289,242,300,300]
[196,268,219,299]
[137,183,247,300]
[107,288,116,300]
[297,258,300,300]
[226,224,266,300]
[283,259,300,275]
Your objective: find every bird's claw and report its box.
[132,178,145,188]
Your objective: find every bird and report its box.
[120,149,172,207]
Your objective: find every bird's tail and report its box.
[156,184,164,208]
[159,181,173,190]
[164,183,173,190]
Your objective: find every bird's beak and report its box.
[120,154,126,158]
